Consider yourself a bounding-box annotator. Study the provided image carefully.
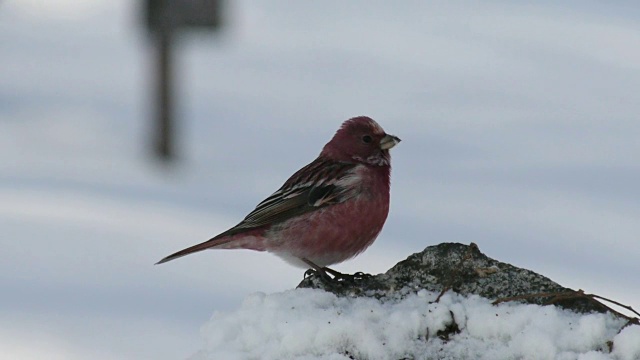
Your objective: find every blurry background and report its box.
[1,1,639,359]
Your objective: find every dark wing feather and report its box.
[216,159,358,238]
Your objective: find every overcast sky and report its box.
[1,1,639,359]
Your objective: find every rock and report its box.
[298,242,609,314]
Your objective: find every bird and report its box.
[156,116,400,278]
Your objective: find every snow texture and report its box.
[192,288,639,360]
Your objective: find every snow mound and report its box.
[192,288,639,360]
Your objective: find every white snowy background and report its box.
[1,1,639,359]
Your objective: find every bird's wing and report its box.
[155,159,360,265]
[217,159,360,237]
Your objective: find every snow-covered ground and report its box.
[194,289,640,360]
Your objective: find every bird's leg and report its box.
[301,258,332,281]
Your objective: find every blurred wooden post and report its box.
[145,0,223,161]
[156,28,173,159]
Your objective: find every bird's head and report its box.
[321,116,401,166]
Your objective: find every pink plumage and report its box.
[156,116,400,272]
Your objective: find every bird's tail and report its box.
[155,237,231,265]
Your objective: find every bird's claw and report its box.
[332,271,372,282]
[303,268,371,284]
[352,271,372,280]
[304,268,333,282]
[303,269,316,279]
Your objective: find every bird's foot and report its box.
[303,267,371,285]
[301,258,371,284]
[324,268,372,283]
[303,267,332,282]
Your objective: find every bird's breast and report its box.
[265,164,392,267]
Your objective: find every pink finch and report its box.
[156,116,400,277]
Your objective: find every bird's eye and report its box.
[362,135,373,144]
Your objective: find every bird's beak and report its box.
[380,134,401,150]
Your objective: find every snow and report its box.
[193,289,639,360]
[612,326,640,360]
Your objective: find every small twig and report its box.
[576,291,640,326]
[493,289,640,325]
[588,292,640,318]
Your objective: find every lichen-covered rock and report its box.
[298,242,609,314]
